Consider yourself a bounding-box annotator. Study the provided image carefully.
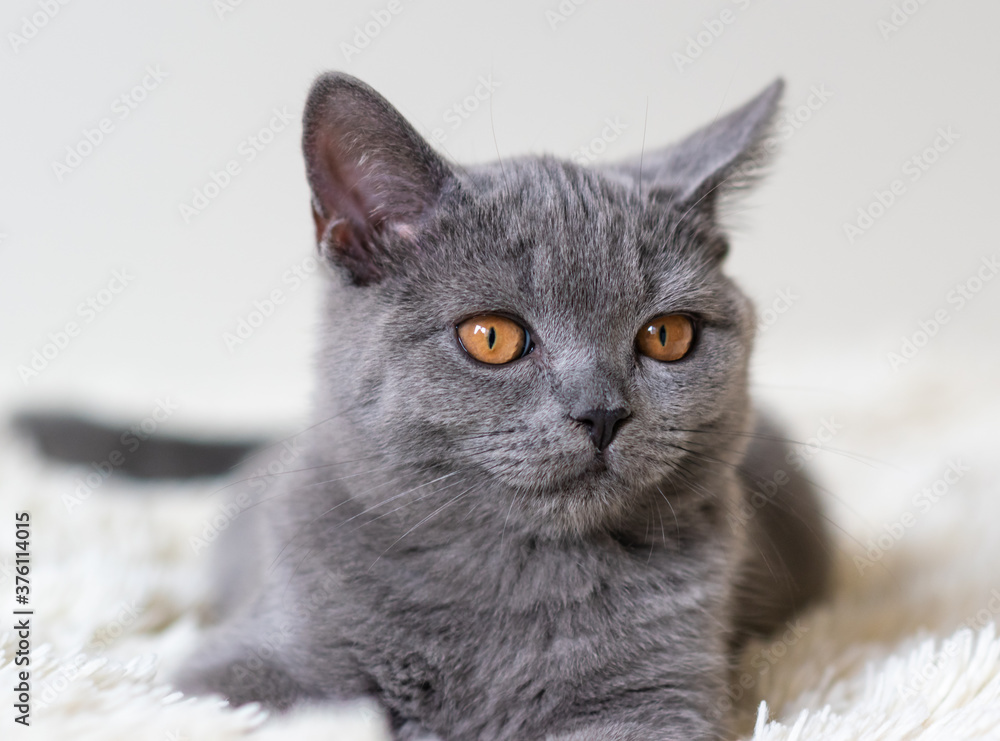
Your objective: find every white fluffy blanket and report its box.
[2,356,999,740]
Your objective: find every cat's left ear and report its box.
[613,79,783,218]
[302,73,453,285]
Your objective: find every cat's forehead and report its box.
[444,158,711,316]
[466,157,637,237]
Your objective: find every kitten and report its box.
[175,72,830,740]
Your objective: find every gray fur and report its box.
[176,73,829,740]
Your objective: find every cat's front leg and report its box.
[546,716,719,741]
[542,695,722,741]
[177,649,314,711]
[175,611,368,712]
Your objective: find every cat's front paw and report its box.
[547,718,717,741]
[175,644,318,711]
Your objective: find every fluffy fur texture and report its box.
[3,355,999,740]
[168,74,829,740]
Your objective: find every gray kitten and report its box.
[177,73,829,740]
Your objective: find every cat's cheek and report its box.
[445,344,547,407]
[632,353,740,440]
[633,356,696,400]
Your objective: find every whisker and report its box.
[654,484,681,543]
[271,470,459,574]
[271,472,404,576]
[637,97,649,196]
[670,461,785,585]
[348,477,466,533]
[488,65,510,199]
[643,509,653,563]
[228,405,362,469]
[367,487,474,572]
[667,426,892,469]
[670,439,868,531]
[202,452,388,499]
[500,489,525,552]
[671,443,884,578]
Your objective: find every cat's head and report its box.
[302,73,781,537]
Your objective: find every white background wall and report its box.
[2,0,997,433]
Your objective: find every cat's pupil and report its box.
[659,324,667,346]
[488,327,496,350]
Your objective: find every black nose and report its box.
[573,407,630,451]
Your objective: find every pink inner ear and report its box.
[302,73,452,284]
[311,127,375,233]
[318,216,384,286]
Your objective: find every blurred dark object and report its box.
[11,411,263,479]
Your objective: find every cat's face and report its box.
[304,75,779,535]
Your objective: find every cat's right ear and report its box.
[302,73,452,285]
[610,80,783,220]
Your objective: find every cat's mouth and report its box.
[489,433,670,499]
[538,441,681,498]
[588,451,610,473]
[551,448,620,487]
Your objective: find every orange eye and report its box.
[457,315,529,365]
[637,315,694,362]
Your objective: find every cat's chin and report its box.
[522,445,671,490]
[501,458,678,537]
[521,490,648,540]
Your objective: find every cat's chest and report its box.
[352,537,727,735]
